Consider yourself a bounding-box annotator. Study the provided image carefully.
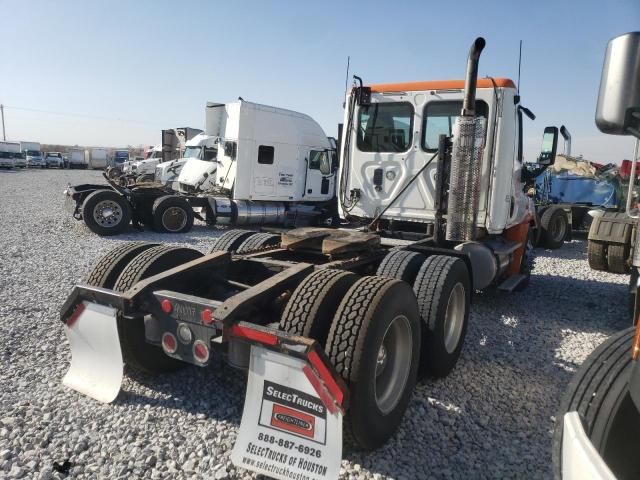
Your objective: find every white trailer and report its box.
[89,148,108,170]
[0,141,21,168]
[69,149,88,169]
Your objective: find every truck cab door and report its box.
[304,149,335,201]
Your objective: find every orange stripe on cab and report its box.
[369,78,516,93]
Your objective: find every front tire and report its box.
[325,276,420,450]
[81,189,132,236]
[553,327,640,480]
[540,207,568,249]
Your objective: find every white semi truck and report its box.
[61,38,562,479]
[0,141,21,168]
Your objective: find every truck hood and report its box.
[177,159,218,187]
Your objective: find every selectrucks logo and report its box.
[260,381,327,444]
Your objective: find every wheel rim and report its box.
[162,207,187,232]
[443,282,466,354]
[550,214,567,242]
[374,314,412,414]
[93,200,123,227]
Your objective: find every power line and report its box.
[3,105,168,127]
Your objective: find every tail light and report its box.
[162,332,177,354]
[193,340,210,363]
[160,299,172,314]
[201,308,214,325]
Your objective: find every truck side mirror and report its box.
[538,126,558,166]
[596,32,640,138]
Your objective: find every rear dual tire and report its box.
[151,195,194,234]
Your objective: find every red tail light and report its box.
[193,340,210,363]
[162,332,177,354]
[161,299,172,314]
[201,308,214,325]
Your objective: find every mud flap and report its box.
[231,346,342,480]
[62,302,124,403]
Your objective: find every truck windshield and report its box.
[26,150,40,156]
[184,146,202,159]
[357,102,414,153]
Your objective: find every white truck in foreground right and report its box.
[554,31,640,480]
[61,38,562,480]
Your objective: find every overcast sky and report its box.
[1,0,638,163]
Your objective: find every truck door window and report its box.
[422,100,489,151]
[309,150,331,174]
[204,148,217,161]
[357,102,413,153]
[258,145,274,164]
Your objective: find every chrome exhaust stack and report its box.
[445,37,487,242]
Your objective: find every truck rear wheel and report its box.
[325,277,420,450]
[86,242,159,289]
[279,269,358,347]
[588,240,608,271]
[113,245,204,374]
[82,189,132,236]
[152,196,194,233]
[413,255,471,378]
[376,250,426,283]
[540,207,568,249]
[210,230,257,252]
[552,327,640,480]
[236,233,281,254]
[608,243,631,274]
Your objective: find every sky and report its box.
[1,0,638,163]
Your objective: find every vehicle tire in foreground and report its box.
[325,276,420,450]
[86,242,159,289]
[279,269,358,347]
[152,195,194,233]
[376,249,426,284]
[210,229,257,252]
[81,189,132,236]
[552,327,640,480]
[413,255,471,378]
[588,240,608,271]
[113,245,204,374]
[540,207,568,249]
[608,243,631,274]
[236,233,281,254]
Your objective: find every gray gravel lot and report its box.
[0,168,630,479]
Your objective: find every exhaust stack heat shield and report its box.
[445,116,486,241]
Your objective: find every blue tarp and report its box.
[535,171,619,208]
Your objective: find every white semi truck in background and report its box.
[89,148,108,170]
[20,141,41,168]
[0,141,21,168]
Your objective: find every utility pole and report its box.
[0,104,5,141]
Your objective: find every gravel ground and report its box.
[0,168,630,480]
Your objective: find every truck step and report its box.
[497,274,528,292]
